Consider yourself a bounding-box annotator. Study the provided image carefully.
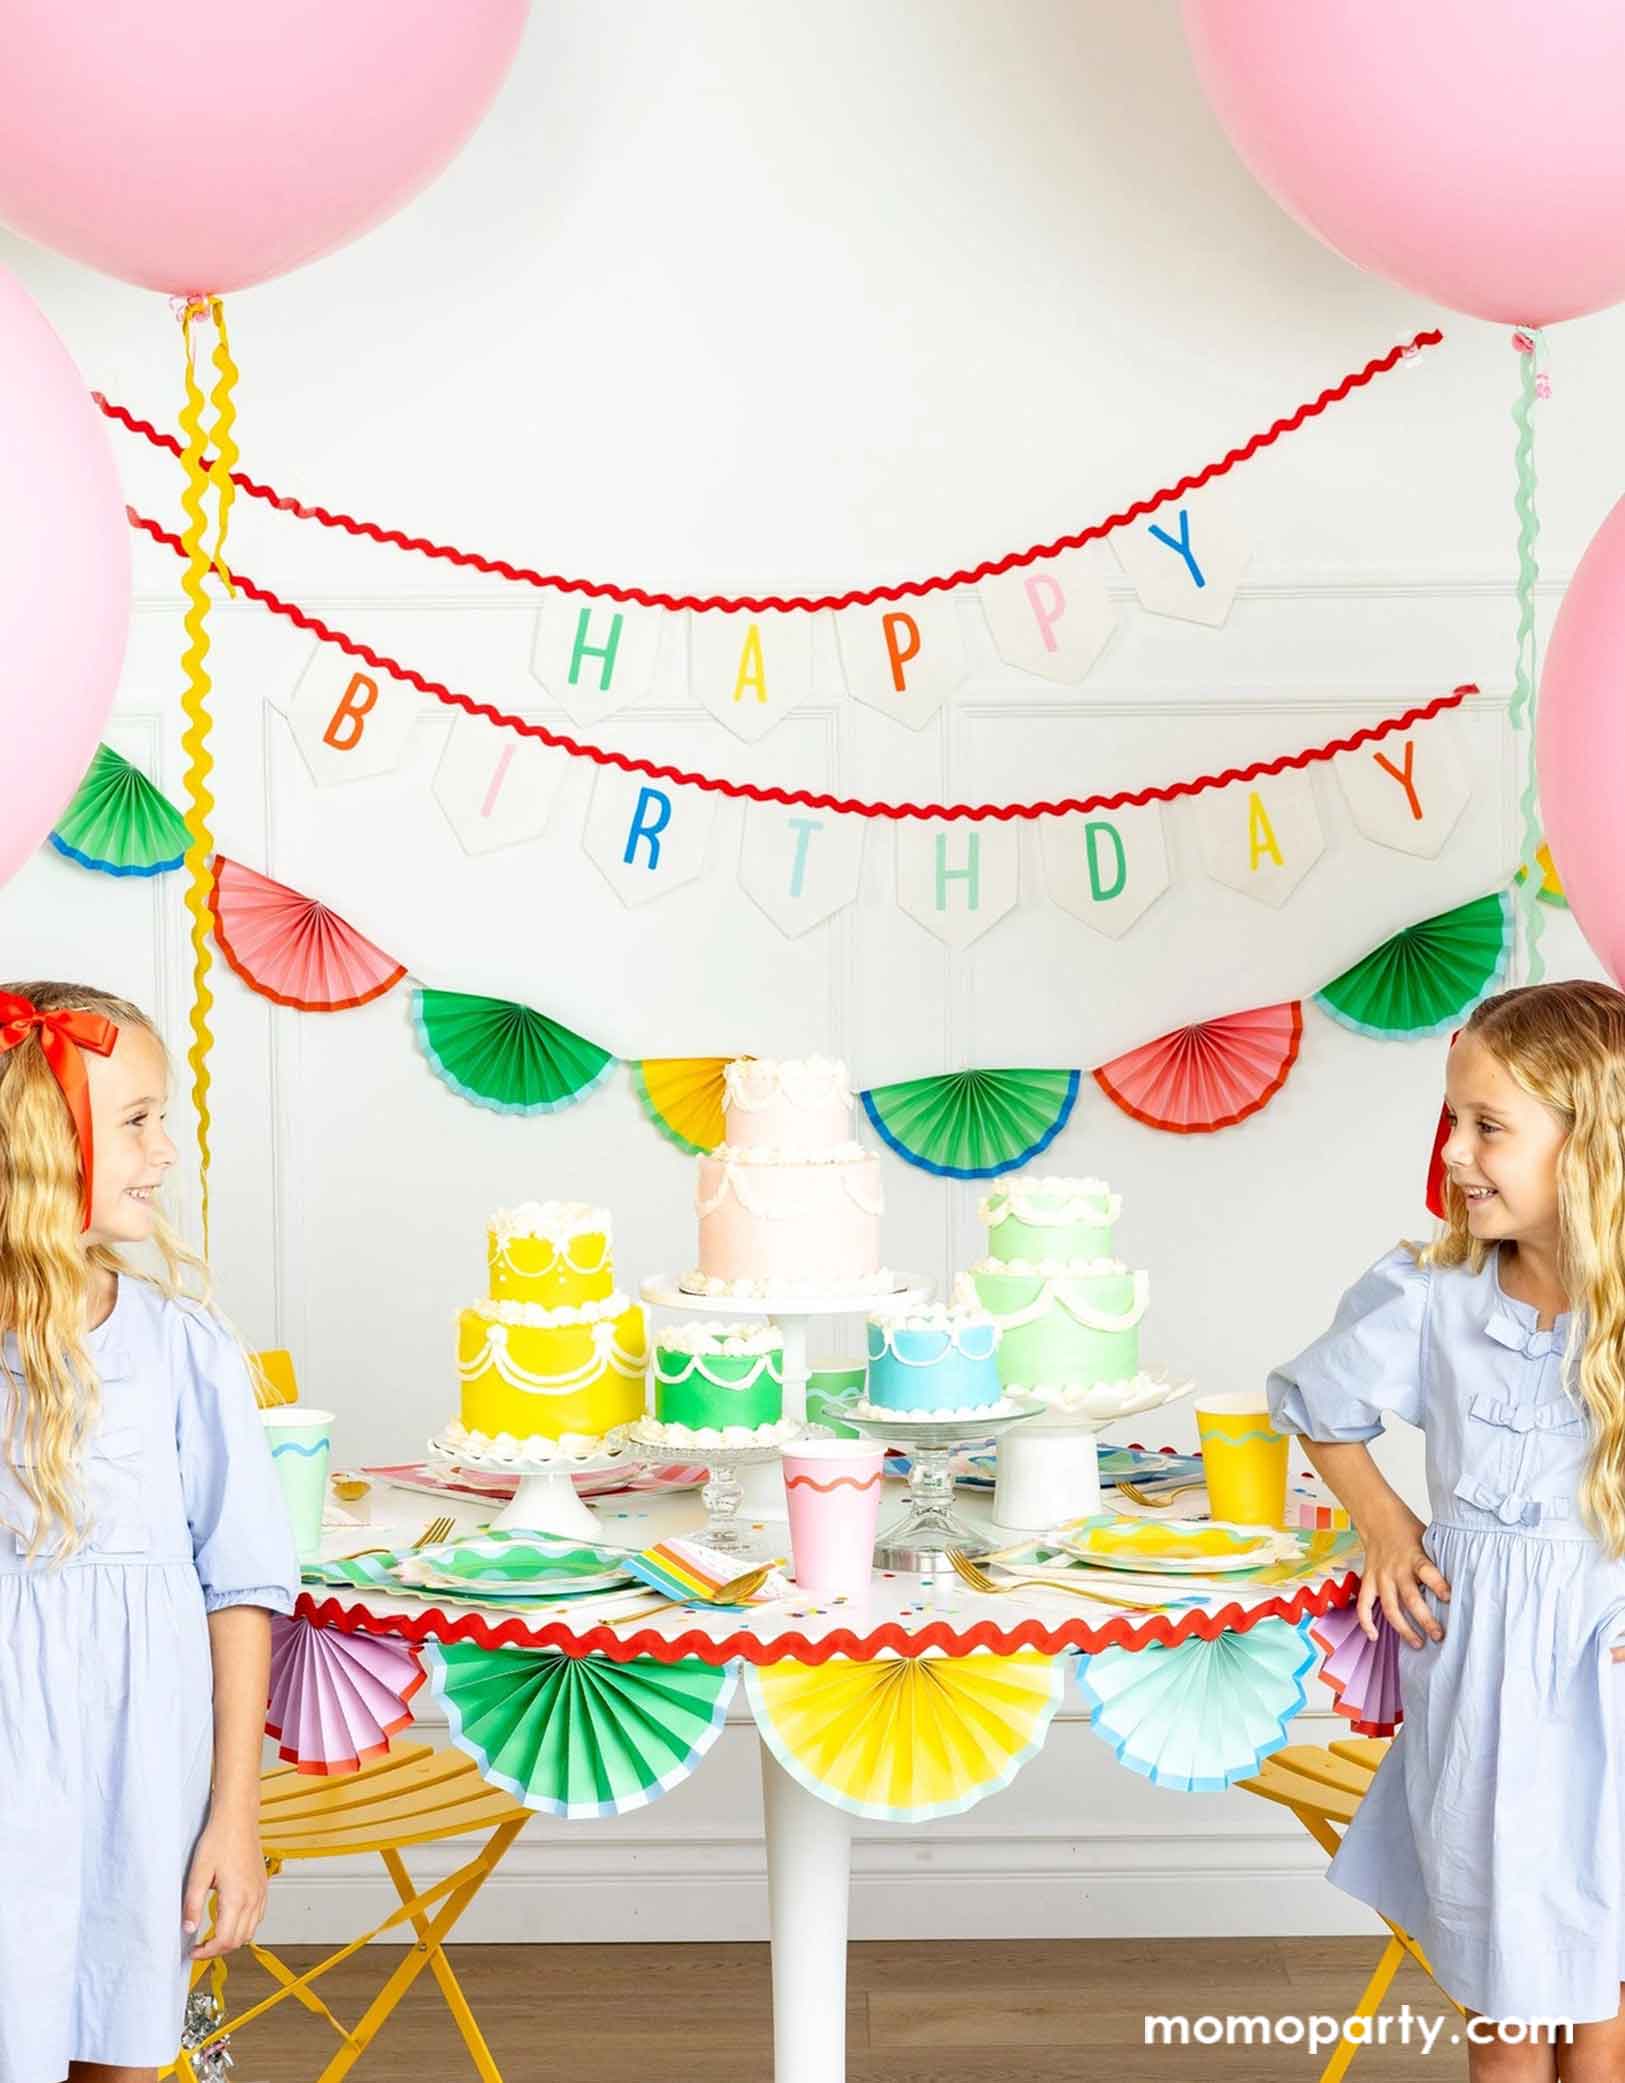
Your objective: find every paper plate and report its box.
[1061,1517,1292,1575]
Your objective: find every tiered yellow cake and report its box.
[454,1201,646,1450]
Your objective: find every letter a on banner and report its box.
[1197,772,1324,908]
[530,601,663,727]
[287,647,420,785]
[688,608,816,744]
[1333,717,1471,858]
[739,803,866,936]
[582,767,718,906]
[895,822,1019,947]
[980,546,1116,683]
[835,599,970,730]
[1040,803,1170,938]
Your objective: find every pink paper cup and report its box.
[781,1439,887,1598]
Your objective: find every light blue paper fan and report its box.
[1073,1616,1315,1791]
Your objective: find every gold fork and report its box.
[1115,1478,1208,1509]
[412,1514,457,1551]
[945,1547,1172,1611]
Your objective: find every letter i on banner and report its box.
[895,822,1019,947]
[739,803,865,935]
[1197,772,1324,907]
[432,715,565,855]
[1040,803,1170,937]
[835,600,970,729]
[689,609,815,743]
[980,546,1117,682]
[583,767,720,905]
[287,649,421,784]
[530,601,663,726]
[1333,718,1471,857]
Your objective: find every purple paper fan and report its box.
[1308,1602,1403,1736]
[267,1614,426,1774]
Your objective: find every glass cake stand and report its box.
[607,1424,833,1556]
[639,1274,931,1516]
[835,1400,1044,1573]
[426,1434,644,1541]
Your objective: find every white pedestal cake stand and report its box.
[990,1377,1197,1532]
[426,1436,642,1541]
[639,1275,932,1517]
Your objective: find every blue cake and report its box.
[858,1305,1006,1416]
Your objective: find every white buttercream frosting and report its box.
[490,1200,611,1246]
[678,1268,899,1300]
[723,1056,852,1112]
[710,1139,867,1166]
[435,1419,613,1464]
[967,1255,1128,1279]
[850,1393,1022,1421]
[656,1322,784,1358]
[627,1413,803,1448]
[464,1291,630,1330]
[979,1176,1121,1228]
[869,1301,997,1336]
[1005,1372,1192,1415]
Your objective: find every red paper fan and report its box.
[210,856,406,1012]
[1093,1004,1303,1134]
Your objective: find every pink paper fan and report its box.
[1093,1003,1302,1134]
[1308,1602,1403,1737]
[210,855,407,1013]
[266,1614,426,1774]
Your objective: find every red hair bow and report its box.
[1424,1027,1462,1220]
[0,993,119,1231]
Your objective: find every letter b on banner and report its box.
[289,650,419,785]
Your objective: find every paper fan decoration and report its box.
[1516,839,1570,910]
[210,856,406,1012]
[1314,892,1513,1041]
[745,1651,1063,1822]
[1073,1616,1315,1791]
[1093,1004,1302,1134]
[631,1057,733,1156]
[49,744,190,878]
[412,987,616,1116]
[424,1645,737,1817]
[1309,1602,1403,1737]
[266,1615,425,1775]
[860,1068,1081,1179]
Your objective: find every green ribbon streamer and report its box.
[1510,329,1545,984]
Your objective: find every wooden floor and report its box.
[224,1936,1460,2080]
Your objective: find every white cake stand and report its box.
[836,1401,1045,1573]
[639,1274,932,1516]
[990,1377,1196,1533]
[426,1435,644,1541]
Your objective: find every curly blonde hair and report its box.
[0,980,211,1560]
[1420,979,1625,1555]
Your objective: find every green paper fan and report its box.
[1314,892,1513,1040]
[424,1644,738,1817]
[411,987,615,1115]
[860,1068,1081,1179]
[1074,1617,1315,1791]
[49,744,189,877]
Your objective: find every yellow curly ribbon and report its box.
[205,297,238,595]
[175,297,233,1255]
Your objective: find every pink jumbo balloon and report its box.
[0,0,528,296]
[1183,0,1625,326]
[0,266,130,891]
[1536,500,1625,984]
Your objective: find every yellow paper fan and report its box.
[631,1057,736,1156]
[745,1651,1063,1821]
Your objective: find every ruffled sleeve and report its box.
[174,1303,299,1615]
[1266,1246,1430,1443]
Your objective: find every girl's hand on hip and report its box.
[1356,1499,1450,1648]
[183,1803,268,1959]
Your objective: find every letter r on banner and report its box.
[322,671,378,751]
[624,786,672,868]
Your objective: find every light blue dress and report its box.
[0,1274,298,2083]
[1268,1243,1625,2024]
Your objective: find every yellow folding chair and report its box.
[166,1742,531,2083]
[1236,1737,1466,2081]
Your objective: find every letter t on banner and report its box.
[739,804,866,936]
[895,822,1019,948]
[582,768,719,905]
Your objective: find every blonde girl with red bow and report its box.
[0,982,298,2083]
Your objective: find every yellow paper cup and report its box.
[1194,1393,1289,1528]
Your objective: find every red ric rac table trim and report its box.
[97,329,1441,612]
[294,1570,1361,1667]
